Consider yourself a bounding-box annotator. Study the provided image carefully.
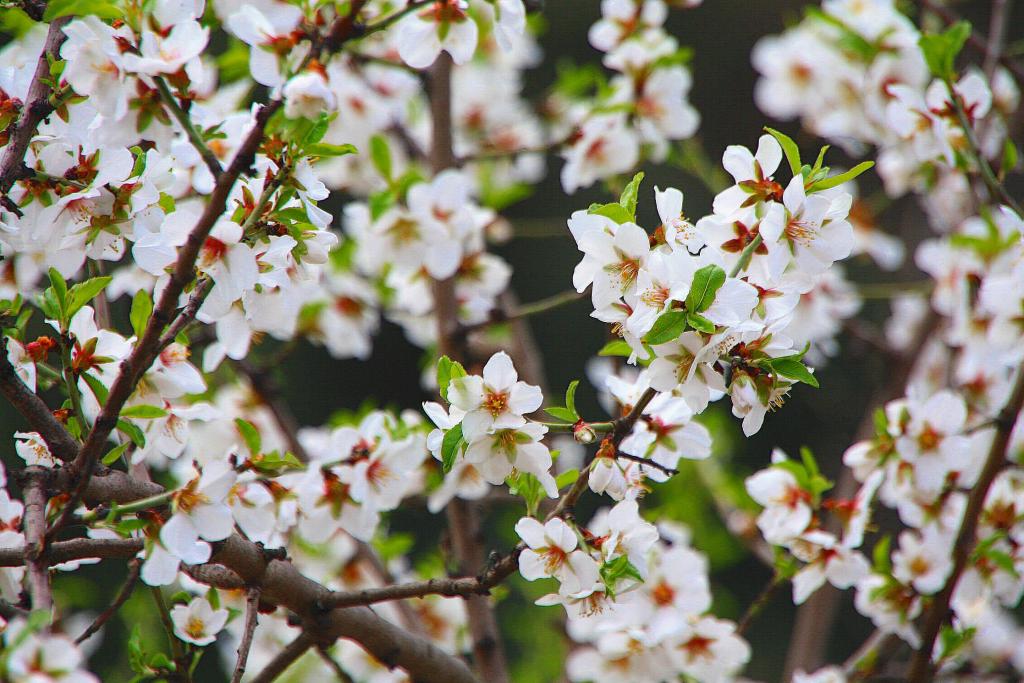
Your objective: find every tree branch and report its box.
[249,632,315,683]
[230,588,261,683]
[0,17,69,196]
[75,558,141,644]
[21,467,52,613]
[906,364,1024,682]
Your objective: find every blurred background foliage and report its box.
[3,0,1023,681]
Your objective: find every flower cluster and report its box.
[753,0,1019,230]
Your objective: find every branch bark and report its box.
[0,17,69,196]
[906,364,1024,682]
[21,467,52,613]
[229,588,261,683]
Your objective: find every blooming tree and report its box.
[0,0,1021,682]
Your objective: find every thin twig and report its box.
[613,451,678,476]
[736,573,786,636]
[230,588,261,683]
[316,646,356,683]
[249,632,315,683]
[153,76,223,179]
[75,558,141,644]
[460,290,584,335]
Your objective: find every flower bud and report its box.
[573,420,597,444]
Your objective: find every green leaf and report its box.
[441,424,464,473]
[47,267,67,322]
[555,468,579,490]
[121,404,168,419]
[918,21,971,79]
[544,406,578,423]
[770,358,819,388]
[117,419,146,449]
[587,202,633,225]
[799,446,821,478]
[368,189,395,221]
[644,310,688,345]
[436,355,467,402]
[507,471,544,516]
[1000,139,1018,178]
[618,172,644,219]
[764,127,802,176]
[809,161,875,192]
[302,113,331,145]
[370,134,392,181]
[685,312,715,333]
[305,142,357,158]
[598,339,633,357]
[564,380,579,418]
[249,449,303,475]
[81,372,109,405]
[66,276,112,320]
[872,535,892,574]
[685,264,726,313]
[102,441,131,466]
[130,289,153,339]
[44,0,124,20]
[235,418,262,454]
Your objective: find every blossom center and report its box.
[483,389,509,416]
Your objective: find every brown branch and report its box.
[316,646,356,682]
[48,97,284,542]
[250,632,315,683]
[906,364,1024,682]
[0,17,69,196]
[0,337,81,463]
[21,467,52,613]
[321,575,494,610]
[0,537,143,567]
[75,558,141,644]
[736,573,786,636]
[613,451,678,476]
[230,588,261,683]
[783,310,940,678]
[428,49,509,683]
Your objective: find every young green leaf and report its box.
[809,161,875,191]
[918,21,971,79]
[370,134,393,181]
[770,358,819,388]
[47,267,68,322]
[305,142,357,158]
[130,289,153,339]
[598,339,633,357]
[618,171,644,219]
[235,418,262,454]
[66,276,112,321]
[102,441,131,466]
[644,310,688,345]
[588,202,634,225]
[685,312,715,333]
[117,419,147,449]
[441,424,464,473]
[555,468,579,490]
[685,264,726,313]
[565,380,579,418]
[544,406,578,423]
[120,404,168,419]
[764,127,802,176]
